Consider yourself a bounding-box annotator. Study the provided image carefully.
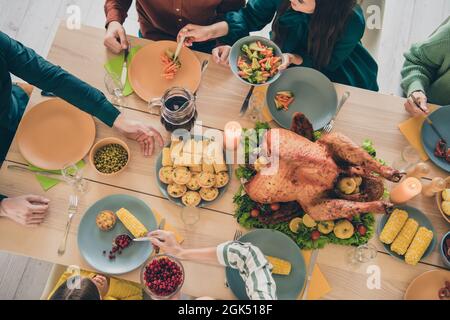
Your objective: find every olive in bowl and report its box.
[89,137,130,176]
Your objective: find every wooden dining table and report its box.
[0,23,449,300]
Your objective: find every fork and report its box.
[233,229,242,241]
[322,91,351,134]
[58,195,78,255]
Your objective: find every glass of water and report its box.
[104,72,126,108]
[180,207,200,229]
[350,243,377,264]
[61,163,88,195]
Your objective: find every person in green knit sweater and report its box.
[176,0,379,91]
[401,17,450,117]
[0,31,164,227]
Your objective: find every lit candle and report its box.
[390,177,422,204]
[406,162,430,179]
[421,177,446,197]
[224,121,242,151]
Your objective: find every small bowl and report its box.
[140,254,185,299]
[440,231,450,268]
[89,137,130,176]
[228,35,284,87]
[435,177,450,224]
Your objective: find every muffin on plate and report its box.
[159,166,174,184]
[198,171,216,188]
[167,183,187,198]
[182,191,202,207]
[215,172,229,188]
[172,167,192,185]
[199,187,219,202]
[96,210,116,231]
[186,173,201,191]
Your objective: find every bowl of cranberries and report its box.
[140,254,185,299]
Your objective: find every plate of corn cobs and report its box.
[78,194,157,275]
[377,205,436,265]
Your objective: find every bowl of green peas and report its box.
[89,137,130,176]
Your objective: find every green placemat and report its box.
[104,46,142,96]
[28,160,85,191]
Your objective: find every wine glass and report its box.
[392,145,421,172]
[180,206,200,229]
[61,163,88,195]
[104,72,126,108]
[349,244,377,264]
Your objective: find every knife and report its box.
[120,46,130,87]
[239,86,255,117]
[173,35,186,62]
[301,249,319,300]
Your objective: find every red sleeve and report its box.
[104,0,133,27]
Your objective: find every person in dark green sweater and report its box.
[177,0,379,91]
[0,31,164,226]
[401,17,450,117]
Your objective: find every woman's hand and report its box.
[147,230,183,257]
[113,114,164,157]
[178,22,229,47]
[405,91,429,117]
[212,45,231,66]
[104,21,129,54]
[278,53,303,71]
[0,195,50,226]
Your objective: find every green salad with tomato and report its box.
[233,122,382,250]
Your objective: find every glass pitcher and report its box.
[149,87,198,132]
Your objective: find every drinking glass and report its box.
[349,244,377,264]
[392,145,421,172]
[104,72,126,108]
[61,163,88,195]
[180,206,200,229]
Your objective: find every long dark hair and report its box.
[49,277,101,300]
[273,0,358,70]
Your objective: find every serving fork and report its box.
[57,195,78,255]
[233,229,243,241]
[322,91,351,134]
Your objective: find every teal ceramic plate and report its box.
[228,35,284,87]
[421,105,450,172]
[155,135,232,208]
[377,205,436,262]
[77,194,157,275]
[225,229,306,300]
[267,67,337,130]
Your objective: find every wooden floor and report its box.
[0,0,448,300]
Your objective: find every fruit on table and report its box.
[442,201,450,216]
[311,230,321,241]
[317,221,334,235]
[143,256,184,297]
[270,203,280,211]
[105,234,132,260]
[289,217,303,234]
[356,224,367,236]
[442,189,450,201]
[302,214,317,228]
[250,208,260,218]
[333,220,355,239]
[266,256,291,276]
[116,208,148,238]
[337,177,357,195]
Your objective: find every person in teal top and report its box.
[0,31,164,227]
[177,0,379,91]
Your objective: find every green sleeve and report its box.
[0,195,6,201]
[221,0,280,45]
[0,32,120,127]
[400,29,448,97]
[320,7,366,72]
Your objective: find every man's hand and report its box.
[0,195,50,226]
[147,230,183,257]
[104,21,129,54]
[113,114,164,157]
[405,91,429,117]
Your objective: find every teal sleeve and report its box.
[0,195,6,201]
[221,0,279,45]
[0,32,120,127]
[321,7,366,72]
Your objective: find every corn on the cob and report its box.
[405,227,433,265]
[379,209,408,244]
[266,256,291,276]
[391,218,419,255]
[116,208,148,238]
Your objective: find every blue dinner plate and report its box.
[228,35,284,87]
[77,194,157,275]
[225,229,306,300]
[377,205,437,262]
[267,67,338,131]
[421,105,450,172]
[156,135,232,208]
